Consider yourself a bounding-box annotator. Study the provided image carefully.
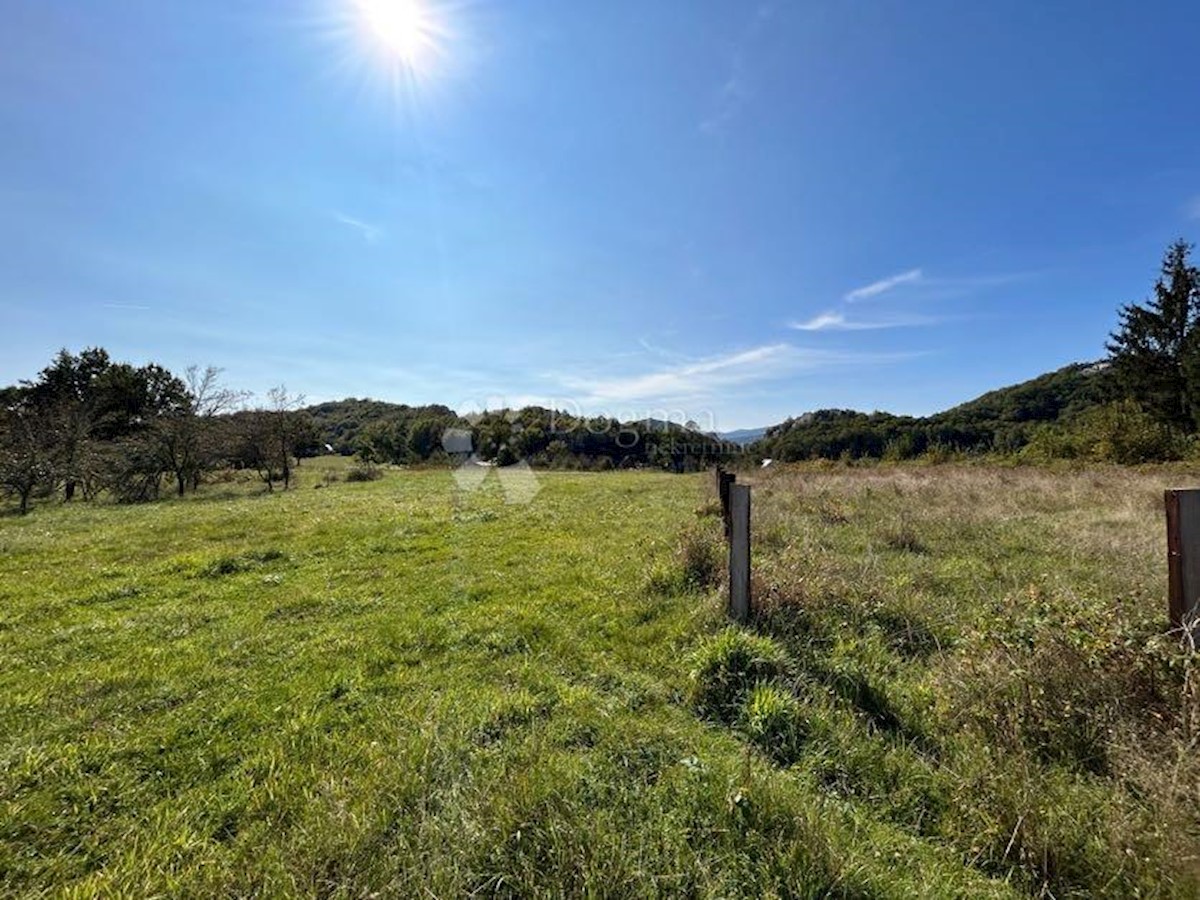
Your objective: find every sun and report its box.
[355,0,438,69]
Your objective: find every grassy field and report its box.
[1,460,1197,896]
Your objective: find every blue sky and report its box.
[3,1,1200,430]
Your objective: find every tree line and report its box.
[1,352,735,513]
[338,403,732,471]
[0,349,313,513]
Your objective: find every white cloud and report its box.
[844,268,923,302]
[790,311,847,331]
[559,343,913,405]
[334,212,382,244]
[1188,196,1200,220]
[789,311,942,331]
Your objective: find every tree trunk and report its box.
[176,472,186,497]
[64,480,76,502]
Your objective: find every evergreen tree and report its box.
[1107,240,1200,428]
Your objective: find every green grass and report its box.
[1,460,1195,896]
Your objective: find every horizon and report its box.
[4,2,1200,430]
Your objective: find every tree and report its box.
[356,417,409,464]
[25,348,113,501]
[0,389,55,514]
[19,350,194,502]
[231,387,313,492]
[152,366,246,496]
[1107,240,1200,429]
[407,417,443,460]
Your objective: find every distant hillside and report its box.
[753,361,1115,461]
[718,427,768,446]
[304,398,459,456]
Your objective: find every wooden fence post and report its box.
[1165,489,1200,631]
[729,483,751,624]
[717,470,736,540]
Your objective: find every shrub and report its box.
[346,461,383,482]
[1022,400,1188,464]
[689,629,788,723]
[1083,400,1187,463]
[741,683,808,764]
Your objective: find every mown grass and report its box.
[1,459,1195,896]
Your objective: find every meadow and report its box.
[0,459,1197,897]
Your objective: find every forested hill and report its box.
[753,361,1115,461]
[304,398,732,470]
[305,398,459,456]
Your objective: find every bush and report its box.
[1083,400,1187,463]
[1022,400,1188,464]
[345,462,383,482]
[741,683,808,764]
[689,629,789,723]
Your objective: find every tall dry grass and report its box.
[691,461,1200,897]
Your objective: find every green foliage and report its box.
[304,398,460,459]
[320,401,730,471]
[470,407,733,472]
[1022,399,1188,463]
[1108,239,1200,429]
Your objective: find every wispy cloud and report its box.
[560,342,913,405]
[789,264,1024,334]
[637,335,692,363]
[333,212,382,244]
[844,268,923,303]
[1188,196,1200,220]
[790,311,847,332]
[789,311,941,332]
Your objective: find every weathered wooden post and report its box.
[729,483,751,624]
[716,469,736,540]
[1165,489,1200,631]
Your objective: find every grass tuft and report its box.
[688,629,789,724]
[741,683,808,764]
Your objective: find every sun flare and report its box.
[355,0,438,69]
